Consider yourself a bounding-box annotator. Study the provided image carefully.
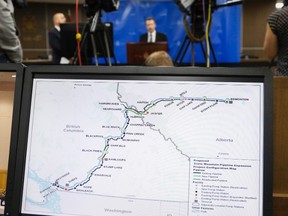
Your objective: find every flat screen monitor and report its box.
[5,66,273,216]
[0,63,25,211]
[60,22,114,61]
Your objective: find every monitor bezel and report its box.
[5,65,273,216]
[0,63,25,213]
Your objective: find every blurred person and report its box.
[140,17,167,43]
[264,0,288,75]
[144,51,173,67]
[48,12,67,64]
[0,0,23,63]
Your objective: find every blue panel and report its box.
[102,0,242,64]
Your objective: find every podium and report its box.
[126,42,168,65]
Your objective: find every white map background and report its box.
[21,79,263,216]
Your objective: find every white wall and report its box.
[0,89,14,170]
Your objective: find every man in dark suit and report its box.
[139,17,167,43]
[48,13,66,64]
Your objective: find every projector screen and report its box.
[5,66,273,216]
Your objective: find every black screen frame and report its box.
[5,65,273,216]
[0,63,25,214]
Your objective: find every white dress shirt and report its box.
[148,31,156,43]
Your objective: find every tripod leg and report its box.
[209,36,217,65]
[200,37,218,66]
[179,39,191,65]
[200,42,207,64]
[105,26,117,65]
[174,36,188,65]
[73,23,89,65]
[191,42,195,66]
[174,36,190,66]
[90,33,99,66]
[103,30,112,66]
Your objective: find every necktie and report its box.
[149,33,152,43]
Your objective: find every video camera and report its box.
[174,0,195,15]
[174,0,243,15]
[174,0,242,39]
[174,0,217,15]
[84,0,120,17]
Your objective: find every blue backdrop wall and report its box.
[101,0,242,64]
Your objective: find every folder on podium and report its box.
[126,42,168,65]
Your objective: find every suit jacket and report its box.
[0,0,23,63]
[139,32,167,42]
[48,27,62,64]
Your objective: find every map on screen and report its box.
[21,79,264,216]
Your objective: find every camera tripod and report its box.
[174,0,243,66]
[73,10,116,66]
[174,34,217,66]
[174,0,217,66]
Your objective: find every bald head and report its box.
[53,13,66,27]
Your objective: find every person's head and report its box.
[145,17,156,33]
[144,51,174,67]
[53,13,66,27]
[284,0,288,7]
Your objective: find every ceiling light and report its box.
[276,2,284,8]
